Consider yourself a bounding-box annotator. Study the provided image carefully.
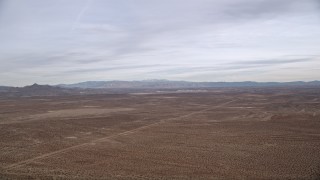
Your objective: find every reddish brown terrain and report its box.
[0,87,320,179]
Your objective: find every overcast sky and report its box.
[0,0,320,86]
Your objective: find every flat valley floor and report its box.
[0,88,320,179]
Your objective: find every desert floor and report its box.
[0,88,320,179]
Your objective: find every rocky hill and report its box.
[0,83,79,97]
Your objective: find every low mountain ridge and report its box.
[58,80,320,89]
[0,83,78,97]
[1,80,319,97]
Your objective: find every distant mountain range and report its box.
[57,80,320,89]
[0,83,79,97]
[1,80,320,97]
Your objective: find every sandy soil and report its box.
[0,88,319,179]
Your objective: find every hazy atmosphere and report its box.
[0,0,320,86]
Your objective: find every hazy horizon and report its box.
[2,79,320,88]
[1,0,320,86]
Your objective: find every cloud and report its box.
[0,0,319,86]
[233,58,316,66]
[71,0,93,31]
[222,0,318,19]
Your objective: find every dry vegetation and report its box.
[0,87,320,179]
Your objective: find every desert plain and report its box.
[0,87,320,179]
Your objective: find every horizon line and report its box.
[2,79,320,88]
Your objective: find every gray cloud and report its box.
[0,0,319,86]
[233,58,315,66]
[223,0,318,19]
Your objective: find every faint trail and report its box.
[3,100,235,171]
